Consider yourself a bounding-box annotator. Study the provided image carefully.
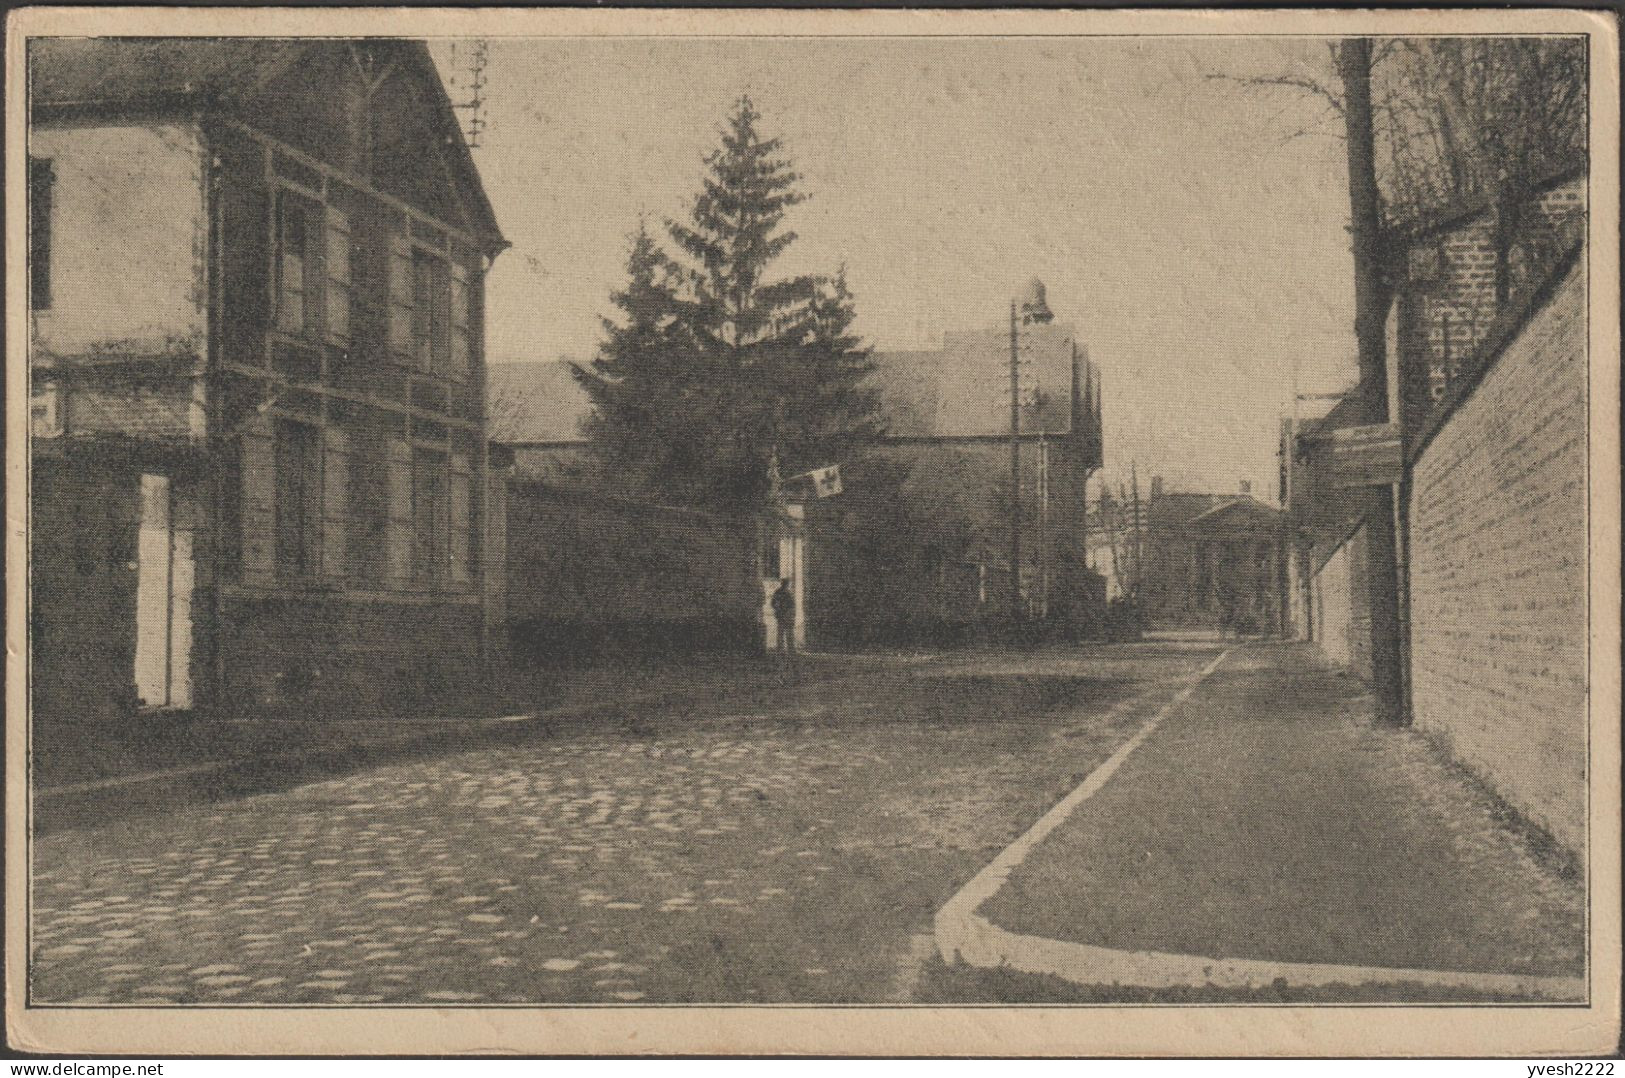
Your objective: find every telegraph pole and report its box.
[1008,300,1023,619]
[1336,37,1407,726]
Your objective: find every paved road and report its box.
[30,643,1220,1005]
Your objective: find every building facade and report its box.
[806,280,1106,643]
[1140,480,1289,635]
[28,38,507,722]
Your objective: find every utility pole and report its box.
[1038,424,1050,618]
[1336,37,1407,727]
[1075,342,1090,581]
[1008,300,1023,619]
[1128,463,1143,599]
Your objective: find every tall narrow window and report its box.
[219,437,244,582]
[274,420,321,577]
[325,207,352,343]
[411,250,434,371]
[275,191,319,338]
[347,424,388,584]
[431,258,452,374]
[450,262,471,379]
[412,447,449,583]
[28,157,53,311]
[387,230,416,359]
[407,249,456,375]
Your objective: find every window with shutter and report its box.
[274,420,321,577]
[28,157,53,311]
[450,262,471,378]
[432,259,452,375]
[325,208,353,343]
[386,439,415,585]
[321,427,350,580]
[412,251,434,371]
[275,193,305,335]
[412,448,449,584]
[240,417,277,581]
[347,424,389,584]
[388,233,415,359]
[450,456,472,584]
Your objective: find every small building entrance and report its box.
[133,473,193,709]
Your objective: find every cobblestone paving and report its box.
[31,645,1212,1005]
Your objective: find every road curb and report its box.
[938,912,1585,998]
[934,649,1231,966]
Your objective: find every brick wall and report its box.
[1402,175,1585,404]
[64,373,198,441]
[1407,260,1587,851]
[505,484,759,661]
[216,592,483,714]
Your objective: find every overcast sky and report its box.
[433,36,1361,501]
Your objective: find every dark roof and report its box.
[1295,388,1367,440]
[1148,492,1232,529]
[1187,498,1285,528]
[487,360,594,444]
[28,37,502,250]
[30,37,309,108]
[869,322,1079,440]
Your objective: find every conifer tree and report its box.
[773,266,882,476]
[577,96,880,514]
[572,221,710,501]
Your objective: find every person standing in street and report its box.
[770,577,798,680]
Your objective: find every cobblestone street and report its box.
[31,644,1218,1005]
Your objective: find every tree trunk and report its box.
[1335,37,1408,727]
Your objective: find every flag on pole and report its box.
[786,464,843,498]
[810,464,842,498]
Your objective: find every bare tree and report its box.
[1374,38,1586,300]
[1213,36,1587,243]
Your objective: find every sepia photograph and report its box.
[5,6,1619,1058]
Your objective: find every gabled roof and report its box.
[28,37,503,251]
[1150,491,1282,531]
[487,360,594,445]
[1295,387,1367,441]
[1147,492,1232,529]
[1187,497,1285,528]
[869,322,1079,439]
[29,36,310,108]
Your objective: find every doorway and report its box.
[132,473,193,709]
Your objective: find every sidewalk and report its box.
[938,642,1586,1000]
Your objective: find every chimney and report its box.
[1150,476,1164,500]
[1239,479,1252,496]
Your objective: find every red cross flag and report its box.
[810,464,843,498]
[787,464,843,498]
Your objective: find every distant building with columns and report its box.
[1140,477,1289,635]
